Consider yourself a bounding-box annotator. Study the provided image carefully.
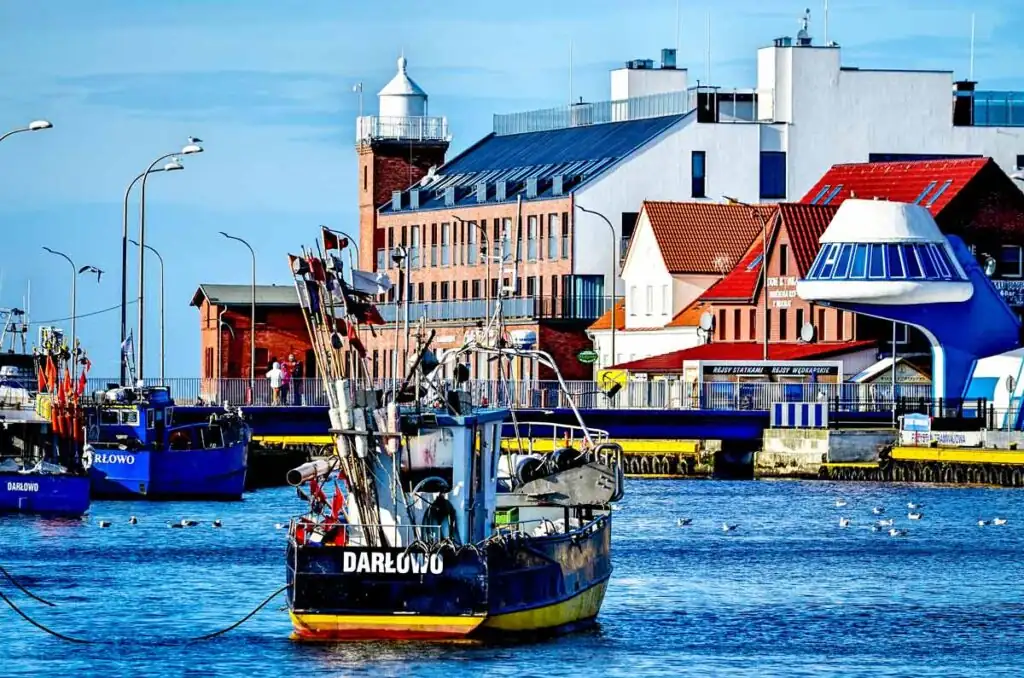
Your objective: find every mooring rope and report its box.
[0,564,57,607]
[0,583,290,644]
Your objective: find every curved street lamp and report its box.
[42,247,102,380]
[575,204,617,369]
[129,239,165,385]
[137,140,203,379]
[220,232,256,401]
[0,120,52,144]
[120,160,183,384]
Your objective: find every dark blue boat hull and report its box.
[0,472,91,516]
[88,442,248,500]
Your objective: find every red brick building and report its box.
[190,284,312,380]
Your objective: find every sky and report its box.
[1,0,1022,378]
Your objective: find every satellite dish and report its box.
[1007,374,1016,394]
[699,311,715,331]
[800,322,816,343]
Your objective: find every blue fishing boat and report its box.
[84,385,251,500]
[0,326,91,517]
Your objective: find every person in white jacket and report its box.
[267,362,284,405]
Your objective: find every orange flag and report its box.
[76,358,91,397]
[37,367,45,393]
[45,355,57,393]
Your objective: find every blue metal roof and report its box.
[381,113,688,213]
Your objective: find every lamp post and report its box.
[42,248,101,380]
[137,138,203,379]
[129,239,165,384]
[0,120,52,144]
[724,196,773,360]
[575,204,617,369]
[320,225,360,275]
[121,160,183,384]
[390,245,411,383]
[220,232,256,400]
[452,215,491,315]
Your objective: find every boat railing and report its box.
[289,518,448,546]
[499,420,610,455]
[495,514,609,538]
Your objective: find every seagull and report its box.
[168,521,184,529]
[274,523,286,530]
[889,528,908,537]
[872,507,885,515]
[907,502,922,510]
[978,519,990,527]
[835,499,847,508]
[993,517,1008,526]
[876,519,894,527]
[212,519,223,528]
[128,516,138,525]
[180,519,199,527]
[676,518,692,527]
[871,525,882,532]
[907,512,924,520]
[839,517,851,528]
[721,523,738,532]
[98,520,111,528]
[78,265,104,283]
[188,136,203,144]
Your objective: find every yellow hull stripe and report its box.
[291,611,485,633]
[892,447,1024,465]
[254,435,332,445]
[482,580,608,631]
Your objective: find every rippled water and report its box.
[1,479,1023,677]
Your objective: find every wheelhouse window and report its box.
[1001,245,1023,278]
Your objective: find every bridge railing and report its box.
[81,377,932,412]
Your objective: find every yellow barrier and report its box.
[891,446,1024,465]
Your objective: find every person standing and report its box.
[281,358,292,405]
[288,353,304,405]
[267,361,284,406]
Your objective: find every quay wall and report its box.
[756,428,896,478]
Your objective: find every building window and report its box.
[733,309,741,339]
[779,309,788,341]
[363,165,368,191]
[818,308,826,340]
[527,215,538,261]
[718,309,726,339]
[838,311,846,341]
[662,285,669,314]
[551,275,558,300]
[461,280,469,299]
[441,223,450,266]
[204,347,214,378]
[491,279,499,299]
[691,151,706,198]
[759,151,787,200]
[467,222,478,265]
[766,309,772,341]
[645,286,653,314]
[471,280,481,298]
[255,348,269,372]
[430,224,438,267]
[453,221,461,265]
[561,213,570,259]
[1017,154,1024,170]
[1001,245,1023,278]
[795,308,804,337]
[410,225,421,268]
[749,309,756,340]
[430,282,437,300]
[548,214,559,260]
[440,282,449,300]
[779,243,788,276]
[629,286,638,315]
[526,276,536,296]
[418,282,424,301]
[502,218,512,260]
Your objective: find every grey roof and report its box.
[190,284,299,308]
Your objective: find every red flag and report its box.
[76,359,90,397]
[37,367,45,393]
[331,480,345,521]
[363,305,385,326]
[322,227,347,252]
[309,476,329,506]
[306,256,326,282]
[45,355,57,393]
[61,366,72,399]
[346,323,366,356]
[51,397,63,437]
[289,254,309,276]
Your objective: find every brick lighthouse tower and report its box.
[357,56,450,271]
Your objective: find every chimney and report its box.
[661,48,677,69]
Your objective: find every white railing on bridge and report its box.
[81,377,932,412]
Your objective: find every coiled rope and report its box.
[0,580,289,644]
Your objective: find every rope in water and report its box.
[0,583,290,644]
[0,564,56,607]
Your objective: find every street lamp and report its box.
[220,232,256,401]
[120,160,183,384]
[137,139,203,379]
[129,239,165,384]
[574,204,617,369]
[724,196,773,360]
[42,247,101,380]
[391,245,411,385]
[320,224,359,275]
[0,120,52,143]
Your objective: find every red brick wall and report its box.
[538,324,594,380]
[197,301,313,379]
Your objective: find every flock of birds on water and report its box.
[93,517,224,529]
[676,499,1010,538]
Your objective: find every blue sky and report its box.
[1,0,1021,378]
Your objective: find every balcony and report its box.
[376,295,613,324]
[356,115,451,144]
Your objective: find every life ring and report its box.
[81,444,94,470]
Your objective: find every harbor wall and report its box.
[756,428,896,477]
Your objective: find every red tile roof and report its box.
[778,203,841,276]
[699,218,778,302]
[639,201,765,274]
[612,340,876,372]
[588,300,625,332]
[666,299,711,327]
[588,298,708,332]
[800,158,990,216]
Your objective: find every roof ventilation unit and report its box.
[552,175,564,196]
[391,190,402,211]
[526,177,538,199]
[496,180,507,202]
[444,186,455,207]
[476,181,487,203]
[409,188,420,210]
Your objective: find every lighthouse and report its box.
[357,56,450,272]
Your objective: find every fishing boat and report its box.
[0,325,90,517]
[283,227,624,641]
[83,383,251,500]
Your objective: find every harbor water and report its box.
[1,479,1023,677]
